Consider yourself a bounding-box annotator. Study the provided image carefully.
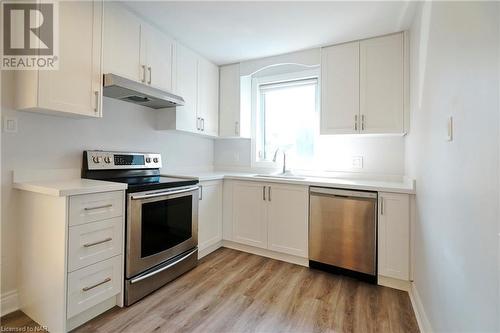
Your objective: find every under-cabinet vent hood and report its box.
[103,73,185,109]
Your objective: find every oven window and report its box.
[141,195,192,258]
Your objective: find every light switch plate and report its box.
[352,156,363,169]
[447,116,453,141]
[3,116,18,133]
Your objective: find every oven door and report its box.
[126,185,198,278]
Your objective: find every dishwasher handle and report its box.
[310,187,377,199]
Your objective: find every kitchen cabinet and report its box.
[378,192,410,280]
[320,41,360,134]
[103,3,174,92]
[219,64,251,138]
[157,46,219,137]
[267,183,309,258]
[320,32,406,135]
[15,1,103,118]
[230,180,308,257]
[360,33,404,134]
[17,189,125,332]
[232,181,268,248]
[103,2,141,82]
[197,57,220,136]
[198,180,223,257]
[140,23,175,92]
[165,43,199,133]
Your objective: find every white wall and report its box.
[215,136,406,176]
[406,2,499,331]
[0,71,214,297]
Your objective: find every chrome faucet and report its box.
[272,148,287,174]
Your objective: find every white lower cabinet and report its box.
[229,180,308,258]
[378,192,410,281]
[67,255,123,318]
[232,181,268,248]
[267,184,309,258]
[18,189,125,332]
[198,180,223,257]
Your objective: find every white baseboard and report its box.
[409,282,433,333]
[378,275,411,291]
[222,240,308,267]
[198,241,223,259]
[1,290,19,316]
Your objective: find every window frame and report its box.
[251,69,320,169]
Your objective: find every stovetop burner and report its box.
[110,175,198,193]
[81,150,198,192]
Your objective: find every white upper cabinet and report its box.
[141,23,175,92]
[320,41,360,134]
[103,2,141,82]
[219,63,246,138]
[169,43,199,132]
[15,1,103,118]
[378,192,410,280]
[219,64,252,138]
[197,57,219,136]
[158,48,219,137]
[103,3,173,92]
[320,32,406,135]
[360,33,404,134]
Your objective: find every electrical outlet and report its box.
[352,156,363,169]
[3,116,18,133]
[233,152,240,162]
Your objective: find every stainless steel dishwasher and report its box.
[309,187,377,283]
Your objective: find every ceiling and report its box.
[124,1,417,65]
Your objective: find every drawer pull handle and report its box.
[84,204,112,211]
[82,277,111,292]
[83,237,112,248]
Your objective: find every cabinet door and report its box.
[267,184,309,257]
[174,44,199,133]
[142,24,174,92]
[198,181,223,252]
[103,2,141,82]
[360,33,404,134]
[232,181,267,249]
[320,42,360,134]
[198,57,219,136]
[219,63,240,137]
[378,192,410,280]
[38,1,102,117]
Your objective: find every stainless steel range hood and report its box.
[103,73,184,109]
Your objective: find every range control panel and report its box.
[85,151,162,170]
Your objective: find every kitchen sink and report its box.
[253,174,306,180]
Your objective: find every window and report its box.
[255,72,319,169]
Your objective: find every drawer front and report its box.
[69,191,124,226]
[67,255,122,318]
[68,217,123,272]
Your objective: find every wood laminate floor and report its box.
[1,248,419,333]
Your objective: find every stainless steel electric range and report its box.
[82,150,199,306]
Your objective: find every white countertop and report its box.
[165,171,415,194]
[13,178,128,197]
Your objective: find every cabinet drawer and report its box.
[68,217,123,272]
[67,255,122,318]
[69,191,124,226]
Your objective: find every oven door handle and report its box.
[130,186,199,200]
[129,248,198,284]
